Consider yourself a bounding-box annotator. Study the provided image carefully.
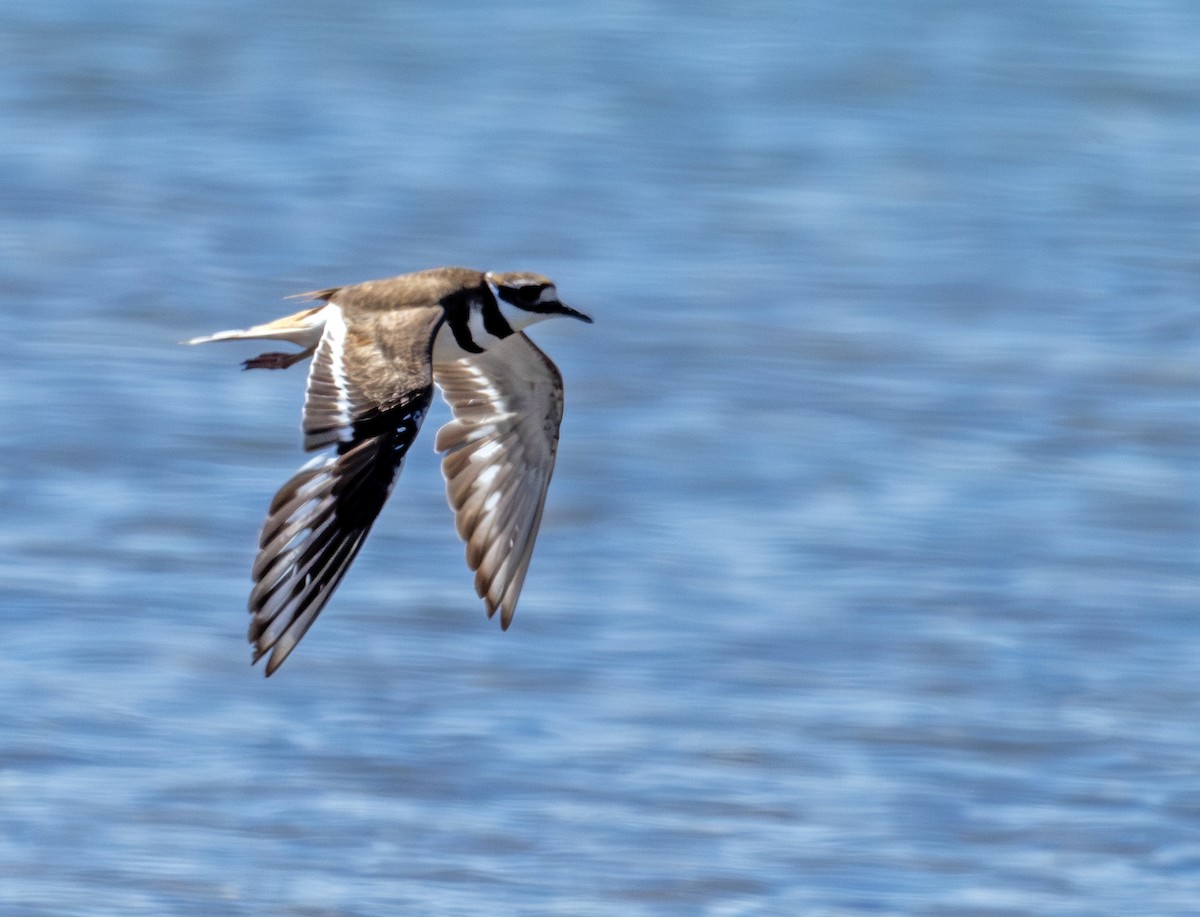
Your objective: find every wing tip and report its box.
[482,595,516,630]
[263,648,288,677]
[252,628,297,677]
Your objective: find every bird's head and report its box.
[486,271,593,330]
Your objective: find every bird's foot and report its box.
[242,350,309,371]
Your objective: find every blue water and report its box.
[2,1,1199,913]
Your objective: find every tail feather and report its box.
[183,304,328,348]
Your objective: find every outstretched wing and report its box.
[249,302,442,675]
[434,332,564,628]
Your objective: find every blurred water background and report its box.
[2,1,1199,914]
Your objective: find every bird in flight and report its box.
[186,266,591,675]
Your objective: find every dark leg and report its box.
[242,348,314,371]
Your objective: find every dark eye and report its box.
[513,284,542,304]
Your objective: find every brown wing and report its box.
[434,332,564,628]
[248,302,443,675]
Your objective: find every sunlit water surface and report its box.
[2,2,1198,914]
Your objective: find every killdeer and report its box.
[186,266,591,675]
